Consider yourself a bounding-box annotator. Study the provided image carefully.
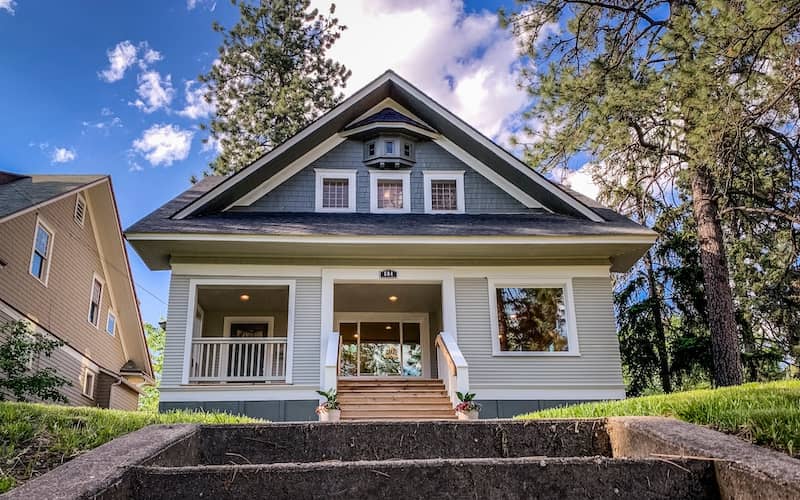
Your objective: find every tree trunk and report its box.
[643,251,672,393]
[691,167,743,386]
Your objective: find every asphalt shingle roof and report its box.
[0,172,105,220]
[345,107,436,132]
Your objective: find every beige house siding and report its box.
[162,274,321,388]
[0,193,127,372]
[454,276,624,391]
[109,383,140,411]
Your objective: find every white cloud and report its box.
[0,0,16,14]
[82,108,123,132]
[551,165,601,200]
[98,41,139,82]
[311,0,529,141]
[141,46,162,66]
[132,124,193,166]
[51,147,77,164]
[178,81,215,119]
[187,0,216,11]
[131,71,174,113]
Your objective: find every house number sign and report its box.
[379,269,398,279]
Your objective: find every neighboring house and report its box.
[126,71,655,421]
[0,172,153,410]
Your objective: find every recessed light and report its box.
[239,294,250,302]
[385,325,392,330]
[388,295,398,302]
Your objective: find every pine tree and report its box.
[200,0,351,175]
[504,0,800,386]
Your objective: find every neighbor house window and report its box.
[423,171,464,214]
[370,171,410,213]
[29,219,53,284]
[490,281,578,355]
[106,310,116,336]
[315,169,356,212]
[88,276,103,327]
[74,194,87,227]
[82,368,96,399]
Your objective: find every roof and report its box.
[0,171,105,222]
[127,176,650,237]
[169,70,605,222]
[345,107,436,132]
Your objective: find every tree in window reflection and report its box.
[496,287,569,352]
[360,343,401,375]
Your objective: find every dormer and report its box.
[342,107,438,169]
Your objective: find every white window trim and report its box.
[369,170,411,213]
[423,170,465,214]
[314,168,357,213]
[487,277,580,357]
[88,273,105,328]
[81,367,97,399]
[183,278,296,385]
[74,193,87,227]
[29,216,54,286]
[106,309,117,336]
[222,316,277,338]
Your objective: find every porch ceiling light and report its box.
[385,325,392,330]
[239,294,250,302]
[388,295,398,302]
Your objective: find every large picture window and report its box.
[490,282,577,355]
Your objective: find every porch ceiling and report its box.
[335,283,441,313]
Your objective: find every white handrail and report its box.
[323,331,340,392]
[435,331,469,407]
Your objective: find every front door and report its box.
[335,314,428,377]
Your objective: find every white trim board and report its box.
[159,386,319,402]
[471,387,626,401]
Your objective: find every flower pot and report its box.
[456,410,479,420]
[318,409,341,422]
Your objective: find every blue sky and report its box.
[0,0,560,327]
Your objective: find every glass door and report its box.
[336,317,425,377]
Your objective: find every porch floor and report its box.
[337,378,457,421]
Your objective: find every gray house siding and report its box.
[239,140,531,214]
[454,276,624,417]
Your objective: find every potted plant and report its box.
[315,389,341,422]
[455,392,481,420]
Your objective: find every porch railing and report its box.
[435,331,469,407]
[189,338,287,383]
[322,331,340,392]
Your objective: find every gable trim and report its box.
[434,138,544,210]
[230,135,346,208]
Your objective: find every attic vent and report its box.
[74,194,87,227]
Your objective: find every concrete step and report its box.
[131,456,717,499]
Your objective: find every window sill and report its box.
[491,351,581,357]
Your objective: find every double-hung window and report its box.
[29,218,53,284]
[106,310,117,336]
[82,367,96,399]
[369,171,411,213]
[315,169,357,212]
[88,276,103,327]
[423,171,464,214]
[489,279,579,355]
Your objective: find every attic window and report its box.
[315,169,356,212]
[368,143,375,156]
[369,171,410,213]
[384,141,395,154]
[424,171,465,214]
[74,194,87,227]
[403,143,412,157]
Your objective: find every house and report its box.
[126,71,655,421]
[0,172,153,410]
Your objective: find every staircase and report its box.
[337,378,457,421]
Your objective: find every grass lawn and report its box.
[0,402,260,493]
[516,380,800,458]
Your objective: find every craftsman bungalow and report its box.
[126,71,655,421]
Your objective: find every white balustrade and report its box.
[189,338,287,383]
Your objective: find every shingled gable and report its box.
[171,70,603,222]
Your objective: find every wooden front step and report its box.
[338,378,456,421]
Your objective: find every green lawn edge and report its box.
[0,402,261,493]
[515,380,800,457]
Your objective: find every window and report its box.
[74,194,87,227]
[367,142,376,157]
[223,316,275,338]
[106,310,116,336]
[29,219,53,284]
[423,171,464,214]
[403,142,412,157]
[88,276,103,327]
[82,368,96,399]
[315,169,356,212]
[384,140,394,154]
[369,171,410,213]
[489,281,578,355]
